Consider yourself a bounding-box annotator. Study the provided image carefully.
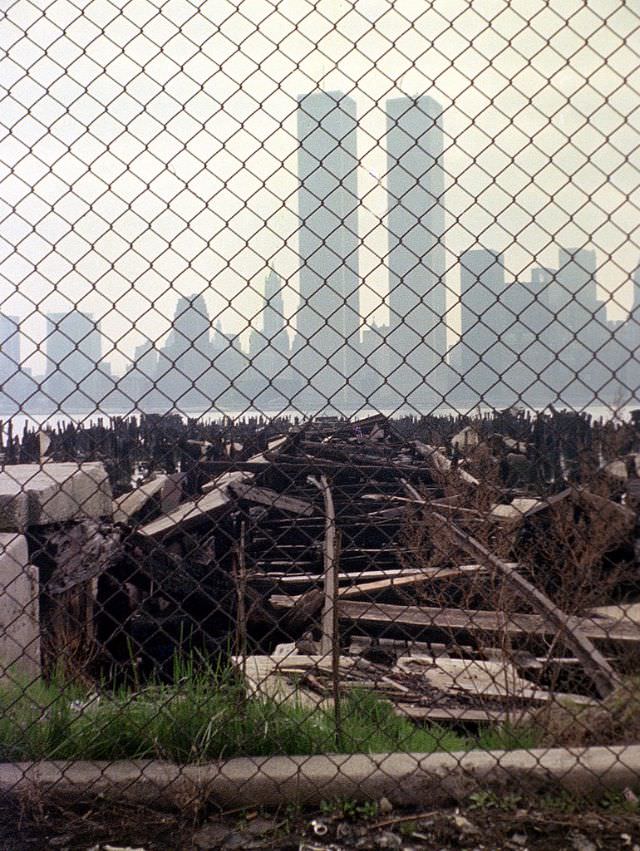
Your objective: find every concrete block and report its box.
[0,463,112,532]
[0,532,39,681]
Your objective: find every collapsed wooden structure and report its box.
[28,412,640,727]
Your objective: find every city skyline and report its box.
[1,74,639,414]
[1,64,639,414]
[1,239,638,415]
[1,0,638,381]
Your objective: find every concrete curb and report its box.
[2,746,640,810]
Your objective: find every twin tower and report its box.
[294,91,448,405]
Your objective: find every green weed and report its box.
[0,669,541,764]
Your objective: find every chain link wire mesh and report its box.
[1,0,640,826]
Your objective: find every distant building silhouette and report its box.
[126,337,159,409]
[0,315,21,410]
[385,95,448,407]
[43,311,102,408]
[452,249,507,402]
[161,293,212,409]
[294,90,361,405]
[248,268,291,404]
[546,248,610,401]
[516,266,558,404]
[258,268,290,367]
[0,315,20,383]
[622,263,640,399]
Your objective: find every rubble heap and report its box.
[2,412,639,728]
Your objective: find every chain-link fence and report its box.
[1,0,640,834]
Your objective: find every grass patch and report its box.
[0,663,542,763]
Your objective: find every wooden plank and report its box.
[113,474,183,524]
[308,475,339,658]
[229,481,316,516]
[265,452,433,476]
[338,601,640,647]
[413,440,479,486]
[257,567,473,585]
[199,453,272,479]
[270,564,490,609]
[139,471,251,538]
[338,564,487,599]
[395,704,519,724]
[590,603,640,626]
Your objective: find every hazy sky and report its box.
[1,0,638,374]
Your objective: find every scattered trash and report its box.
[311,818,329,836]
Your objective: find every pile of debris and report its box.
[2,412,639,730]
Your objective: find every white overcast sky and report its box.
[0,0,638,373]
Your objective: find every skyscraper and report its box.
[454,249,507,401]
[548,248,608,402]
[385,95,447,406]
[0,315,21,409]
[0,315,20,383]
[622,263,640,401]
[161,293,213,409]
[262,268,290,361]
[247,268,291,404]
[44,311,102,408]
[295,90,361,404]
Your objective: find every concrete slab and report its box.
[0,463,112,532]
[0,532,39,681]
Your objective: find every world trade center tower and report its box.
[385,95,448,407]
[295,91,361,405]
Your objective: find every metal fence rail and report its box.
[0,0,639,821]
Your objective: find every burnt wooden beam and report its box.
[338,601,640,649]
[229,481,317,516]
[270,564,489,609]
[308,475,339,658]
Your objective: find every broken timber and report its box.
[308,475,339,658]
[270,564,489,610]
[228,481,315,516]
[431,508,622,699]
[338,601,640,650]
[402,479,621,699]
[139,471,251,538]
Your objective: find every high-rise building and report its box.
[516,266,557,405]
[248,268,291,403]
[622,263,640,401]
[453,249,507,401]
[161,293,213,410]
[250,269,290,372]
[555,248,600,319]
[0,315,20,381]
[44,311,102,408]
[0,314,21,409]
[262,268,290,361]
[385,95,447,406]
[547,248,609,402]
[295,90,361,405]
[124,337,159,410]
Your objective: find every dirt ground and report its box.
[3,791,640,851]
